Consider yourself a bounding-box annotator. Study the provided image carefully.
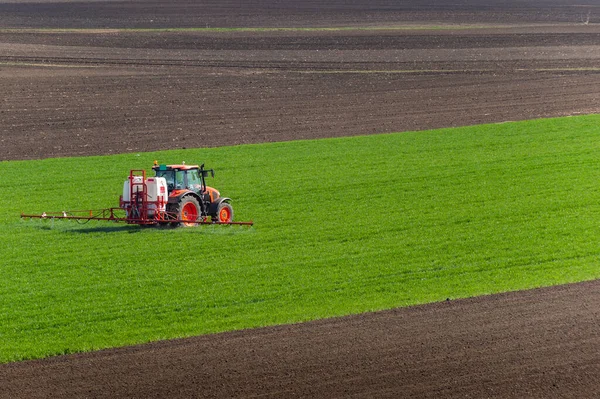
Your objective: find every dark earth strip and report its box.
[1,0,600,29]
[1,280,599,398]
[1,24,600,161]
[3,30,600,50]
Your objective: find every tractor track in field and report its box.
[2,0,600,397]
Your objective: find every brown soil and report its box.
[1,1,600,397]
[0,0,598,29]
[2,281,600,398]
[2,2,600,161]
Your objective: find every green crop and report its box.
[1,115,599,363]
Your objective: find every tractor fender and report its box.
[208,197,231,216]
[167,189,201,204]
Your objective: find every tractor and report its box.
[151,162,234,226]
[21,162,251,227]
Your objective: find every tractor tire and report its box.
[215,202,234,223]
[172,196,202,227]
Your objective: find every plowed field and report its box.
[1,0,600,397]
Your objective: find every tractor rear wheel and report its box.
[173,196,202,227]
[215,202,234,223]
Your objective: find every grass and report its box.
[1,115,599,363]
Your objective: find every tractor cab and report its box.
[152,162,214,194]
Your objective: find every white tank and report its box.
[145,177,168,214]
[122,175,168,216]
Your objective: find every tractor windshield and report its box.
[174,170,185,189]
[187,170,203,192]
[155,169,203,191]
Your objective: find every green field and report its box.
[1,115,599,363]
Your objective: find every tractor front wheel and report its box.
[173,196,202,227]
[215,202,234,223]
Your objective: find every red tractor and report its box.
[152,162,234,226]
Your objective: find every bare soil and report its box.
[1,1,600,397]
[2,281,600,398]
[2,2,600,161]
